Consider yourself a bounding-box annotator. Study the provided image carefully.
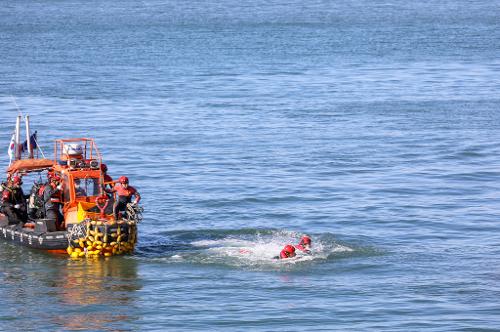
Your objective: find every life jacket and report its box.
[1,186,18,204]
[113,183,137,197]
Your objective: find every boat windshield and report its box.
[74,178,100,197]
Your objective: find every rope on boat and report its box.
[66,207,141,259]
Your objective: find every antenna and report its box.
[10,96,23,116]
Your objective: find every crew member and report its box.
[295,235,312,254]
[0,175,12,210]
[112,176,140,220]
[100,164,115,214]
[1,176,28,225]
[0,174,11,193]
[43,174,64,230]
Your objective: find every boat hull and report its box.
[0,214,138,256]
[0,215,68,250]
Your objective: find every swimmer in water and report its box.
[295,235,312,254]
[273,244,296,259]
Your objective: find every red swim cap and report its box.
[284,244,295,254]
[300,235,311,245]
[119,176,129,184]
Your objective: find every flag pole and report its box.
[25,115,33,158]
[15,115,21,160]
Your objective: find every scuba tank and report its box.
[28,182,46,219]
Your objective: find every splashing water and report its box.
[138,229,355,270]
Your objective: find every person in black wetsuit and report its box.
[42,174,64,230]
[1,176,28,225]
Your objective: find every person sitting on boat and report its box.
[43,174,64,230]
[275,244,296,259]
[1,176,28,225]
[74,179,87,197]
[295,235,312,254]
[111,176,140,220]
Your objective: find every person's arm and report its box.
[103,183,115,193]
[133,190,141,204]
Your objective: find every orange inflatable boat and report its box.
[0,116,142,258]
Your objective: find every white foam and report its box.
[189,232,350,267]
[332,244,353,253]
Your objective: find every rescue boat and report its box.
[0,115,143,258]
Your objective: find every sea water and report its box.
[0,0,500,331]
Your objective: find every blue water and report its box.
[1,0,500,331]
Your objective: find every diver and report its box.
[28,181,46,219]
[295,235,312,254]
[1,176,28,225]
[111,176,141,220]
[274,244,296,259]
[43,174,64,230]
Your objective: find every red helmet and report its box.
[283,244,295,254]
[100,163,108,172]
[119,176,129,184]
[300,235,311,246]
[13,176,22,185]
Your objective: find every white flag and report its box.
[7,133,15,163]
